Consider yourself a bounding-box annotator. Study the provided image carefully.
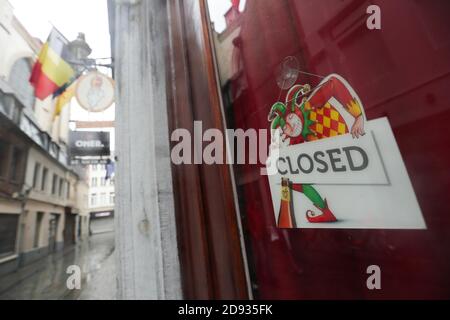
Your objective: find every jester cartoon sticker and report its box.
[266,73,426,229]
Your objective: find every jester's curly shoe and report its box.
[306,200,337,223]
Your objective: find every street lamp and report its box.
[67,32,113,71]
[67,32,94,72]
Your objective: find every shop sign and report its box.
[93,211,112,218]
[75,71,115,112]
[69,131,110,157]
[69,158,109,165]
[266,74,425,229]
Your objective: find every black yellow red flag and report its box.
[29,28,75,100]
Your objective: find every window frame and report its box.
[41,167,48,192]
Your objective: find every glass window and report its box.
[9,147,23,182]
[91,177,97,187]
[51,174,58,195]
[32,162,41,189]
[208,0,450,299]
[34,212,44,248]
[0,91,12,118]
[41,167,48,191]
[109,192,115,205]
[8,58,35,110]
[19,115,46,148]
[0,214,19,258]
[58,178,64,197]
[0,140,8,178]
[66,181,70,199]
[90,193,97,206]
[100,192,106,205]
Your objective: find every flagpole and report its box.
[47,20,71,43]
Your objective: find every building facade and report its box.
[87,162,114,234]
[0,0,89,276]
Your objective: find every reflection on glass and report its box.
[208,0,450,299]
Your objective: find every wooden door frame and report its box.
[165,0,250,299]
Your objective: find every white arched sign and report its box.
[75,71,115,112]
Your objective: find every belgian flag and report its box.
[29,28,75,100]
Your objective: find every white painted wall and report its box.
[0,0,31,78]
[112,0,182,299]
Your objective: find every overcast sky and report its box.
[9,0,111,58]
[10,0,242,57]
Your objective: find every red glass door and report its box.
[207,0,450,299]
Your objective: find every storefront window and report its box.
[208,0,450,299]
[0,214,19,259]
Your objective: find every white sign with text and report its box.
[267,126,388,185]
[267,117,426,229]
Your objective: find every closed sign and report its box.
[267,118,425,229]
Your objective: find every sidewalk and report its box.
[78,247,116,300]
